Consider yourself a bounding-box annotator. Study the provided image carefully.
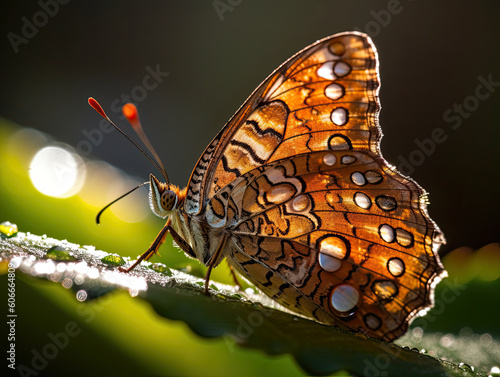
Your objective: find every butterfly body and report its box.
[136,31,446,341]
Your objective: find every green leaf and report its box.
[0,230,495,376]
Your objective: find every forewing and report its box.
[185,32,380,215]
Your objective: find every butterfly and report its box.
[89,31,446,341]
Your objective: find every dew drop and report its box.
[245,288,255,295]
[459,363,475,372]
[150,263,173,276]
[46,246,76,261]
[0,221,18,238]
[489,366,500,376]
[101,254,126,267]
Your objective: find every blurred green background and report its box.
[1,1,499,376]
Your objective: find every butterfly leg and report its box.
[204,233,228,295]
[168,226,196,259]
[122,219,172,272]
[228,262,242,290]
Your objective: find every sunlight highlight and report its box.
[29,146,86,198]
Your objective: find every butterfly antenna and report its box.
[88,97,169,183]
[95,181,149,224]
[121,103,169,183]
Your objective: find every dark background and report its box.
[1,2,500,376]
[1,1,499,259]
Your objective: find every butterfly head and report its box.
[88,98,187,223]
[149,174,183,218]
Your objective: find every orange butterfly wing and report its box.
[185,32,379,214]
[184,32,445,341]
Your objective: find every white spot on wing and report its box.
[351,172,366,186]
[388,257,405,277]
[354,192,371,209]
[333,61,351,77]
[325,83,344,100]
[379,224,395,243]
[323,153,337,166]
[330,284,359,312]
[319,253,342,272]
[317,61,336,80]
[331,107,348,126]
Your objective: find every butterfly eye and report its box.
[149,174,177,218]
[160,190,178,211]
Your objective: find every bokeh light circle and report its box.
[29,146,86,198]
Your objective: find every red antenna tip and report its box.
[122,103,139,126]
[88,97,108,119]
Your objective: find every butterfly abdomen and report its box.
[175,206,228,266]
